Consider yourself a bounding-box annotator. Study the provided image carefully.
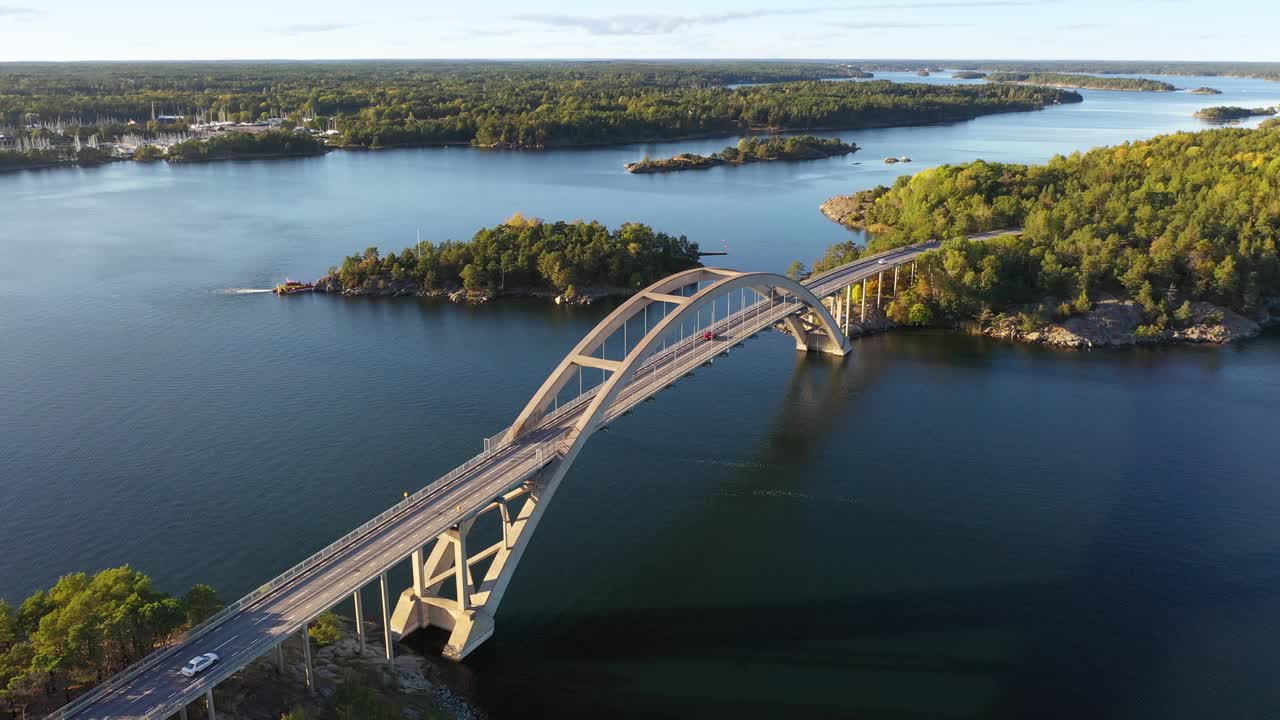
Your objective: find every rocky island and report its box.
[952,71,988,79]
[987,71,1176,92]
[625,135,857,173]
[1194,105,1277,121]
[812,122,1280,348]
[1190,86,1223,95]
[314,216,701,305]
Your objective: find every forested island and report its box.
[952,71,988,80]
[815,123,1280,346]
[315,217,702,304]
[0,61,1079,172]
[1190,86,1223,95]
[986,72,1176,92]
[158,130,327,163]
[1193,105,1276,121]
[625,135,857,173]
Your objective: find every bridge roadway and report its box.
[52,233,1011,719]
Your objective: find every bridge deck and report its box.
[51,233,1016,719]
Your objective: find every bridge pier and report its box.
[275,642,284,675]
[380,571,394,663]
[180,707,188,720]
[301,623,314,691]
[861,277,868,321]
[353,589,366,654]
[205,689,216,720]
[391,481,551,659]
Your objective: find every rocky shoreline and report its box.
[201,619,483,720]
[818,190,879,228]
[972,298,1274,348]
[824,296,1276,349]
[312,273,626,306]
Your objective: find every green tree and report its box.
[183,585,224,627]
[308,612,342,647]
[786,260,808,281]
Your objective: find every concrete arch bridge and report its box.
[50,231,1018,720]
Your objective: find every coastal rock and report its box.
[978,299,1260,348]
[819,191,878,228]
[883,157,899,164]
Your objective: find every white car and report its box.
[877,259,886,264]
[180,652,219,677]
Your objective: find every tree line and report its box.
[986,72,1176,92]
[0,62,1077,152]
[810,123,1280,335]
[0,567,223,717]
[331,216,702,297]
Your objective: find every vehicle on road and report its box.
[877,259,886,264]
[180,653,219,677]
[702,331,718,340]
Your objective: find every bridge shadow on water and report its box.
[459,331,1280,719]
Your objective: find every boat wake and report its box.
[217,288,274,295]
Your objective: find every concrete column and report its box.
[275,642,284,674]
[861,278,868,322]
[498,500,512,550]
[301,624,314,691]
[180,707,188,720]
[911,262,916,284]
[893,266,899,295]
[205,690,216,720]
[380,571,394,663]
[411,548,426,598]
[353,590,365,654]
[877,271,883,308]
[453,528,474,612]
[844,285,852,333]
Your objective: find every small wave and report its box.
[215,288,274,295]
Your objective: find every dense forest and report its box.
[626,135,856,173]
[812,124,1280,335]
[0,568,223,717]
[0,62,1077,152]
[326,216,702,298]
[986,72,1175,92]
[1193,106,1276,121]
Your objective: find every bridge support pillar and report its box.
[844,285,852,335]
[380,572,395,664]
[877,271,883,308]
[301,624,314,691]
[180,707,188,720]
[893,266,899,296]
[861,278,868,322]
[275,642,284,674]
[390,484,551,660]
[353,590,365,654]
[205,689,216,720]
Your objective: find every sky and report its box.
[0,0,1275,62]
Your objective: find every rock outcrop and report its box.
[978,299,1261,348]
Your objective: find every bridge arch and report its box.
[509,268,850,441]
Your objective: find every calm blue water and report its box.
[2,73,1279,718]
